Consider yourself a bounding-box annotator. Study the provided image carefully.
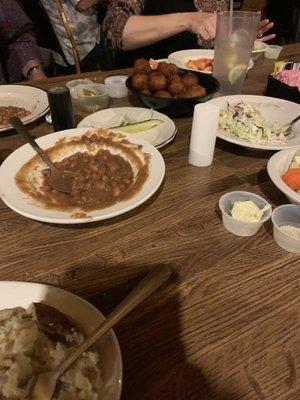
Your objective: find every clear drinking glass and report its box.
[213,11,260,96]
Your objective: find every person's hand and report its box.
[76,0,99,12]
[27,67,47,81]
[256,19,276,42]
[188,12,217,41]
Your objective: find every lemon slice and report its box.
[228,64,247,85]
[223,44,237,69]
[82,88,97,96]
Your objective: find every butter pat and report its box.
[231,200,269,223]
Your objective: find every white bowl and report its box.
[0,281,122,400]
[267,148,300,205]
[251,41,269,60]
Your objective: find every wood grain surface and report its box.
[0,44,299,399]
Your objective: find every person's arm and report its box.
[0,0,46,80]
[101,0,217,51]
[123,12,216,51]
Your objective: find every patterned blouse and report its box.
[102,0,229,50]
[0,0,41,83]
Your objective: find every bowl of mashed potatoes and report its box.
[0,281,122,400]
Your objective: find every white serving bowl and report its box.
[251,41,269,60]
[267,148,300,205]
[0,281,122,400]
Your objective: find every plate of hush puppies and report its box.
[126,58,220,117]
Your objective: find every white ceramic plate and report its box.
[208,95,300,151]
[168,49,254,73]
[78,107,177,149]
[0,281,122,400]
[0,85,49,132]
[0,128,165,224]
[267,148,300,204]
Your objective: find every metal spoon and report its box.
[284,114,300,137]
[9,117,75,194]
[32,265,171,400]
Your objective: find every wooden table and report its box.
[1,44,300,399]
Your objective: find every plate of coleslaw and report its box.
[208,95,300,151]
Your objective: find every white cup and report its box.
[104,76,128,99]
[219,191,272,237]
[272,204,300,253]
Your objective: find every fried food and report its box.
[181,72,198,87]
[171,74,181,83]
[186,58,214,72]
[185,84,206,98]
[134,58,151,74]
[154,90,172,98]
[148,72,167,92]
[167,63,179,76]
[132,72,148,90]
[140,88,152,96]
[167,80,185,95]
[157,61,170,75]
[131,59,208,99]
[157,62,178,80]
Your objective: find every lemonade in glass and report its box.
[213,11,260,95]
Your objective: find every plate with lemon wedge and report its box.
[78,107,177,149]
[168,49,253,74]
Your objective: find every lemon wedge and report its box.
[82,88,97,96]
[228,64,247,85]
[223,43,237,69]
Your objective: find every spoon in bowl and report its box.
[9,117,75,194]
[32,265,171,400]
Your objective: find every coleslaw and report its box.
[219,101,288,144]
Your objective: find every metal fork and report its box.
[284,114,300,137]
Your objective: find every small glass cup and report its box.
[272,204,300,253]
[213,11,261,95]
[65,79,93,114]
[265,45,283,60]
[76,83,109,114]
[219,191,272,237]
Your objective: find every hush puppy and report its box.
[154,90,172,98]
[148,72,167,92]
[168,79,185,95]
[140,88,152,96]
[181,72,198,87]
[134,58,151,74]
[185,84,206,98]
[132,73,148,91]
[157,62,170,76]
